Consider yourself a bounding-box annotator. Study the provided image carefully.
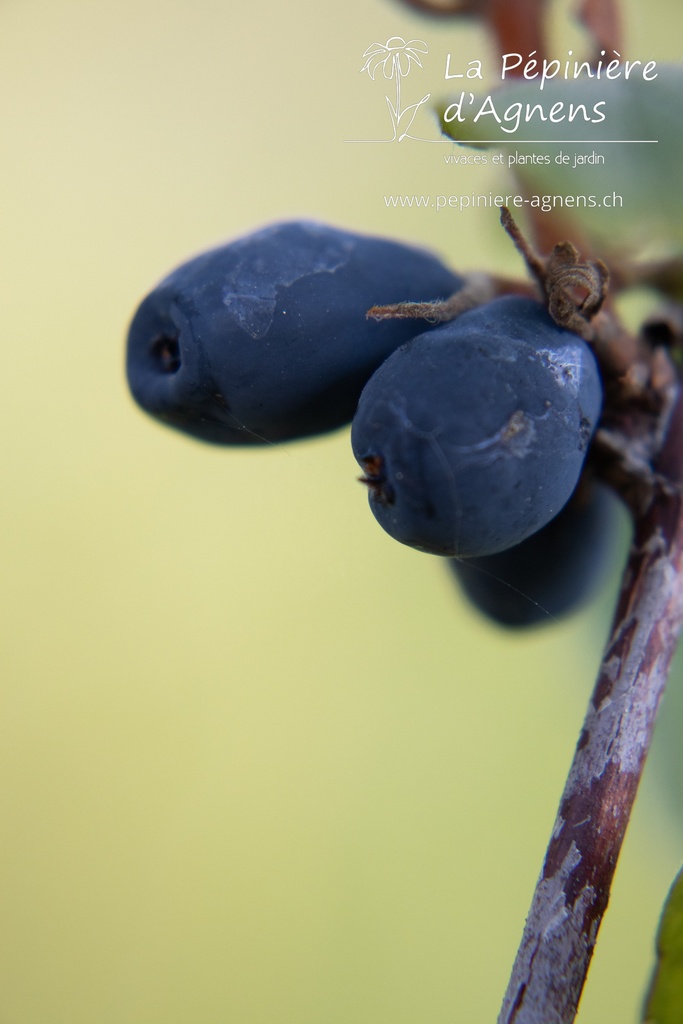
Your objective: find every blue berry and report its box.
[448,481,619,626]
[351,296,603,557]
[126,221,462,444]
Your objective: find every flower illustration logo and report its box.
[360,36,428,80]
[360,37,431,142]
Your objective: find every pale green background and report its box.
[2,2,683,1022]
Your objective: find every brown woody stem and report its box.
[498,387,683,1024]
[392,0,549,60]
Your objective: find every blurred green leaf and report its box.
[643,865,683,1023]
[438,67,683,257]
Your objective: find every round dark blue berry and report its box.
[126,221,462,444]
[448,481,620,627]
[351,296,603,557]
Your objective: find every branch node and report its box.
[500,206,609,341]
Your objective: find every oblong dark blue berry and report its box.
[448,481,620,627]
[126,221,462,444]
[351,296,603,557]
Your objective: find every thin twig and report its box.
[367,273,503,322]
[500,207,547,286]
[498,388,683,1024]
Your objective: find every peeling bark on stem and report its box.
[498,389,683,1024]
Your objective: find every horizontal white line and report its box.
[449,139,658,144]
[344,139,659,144]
